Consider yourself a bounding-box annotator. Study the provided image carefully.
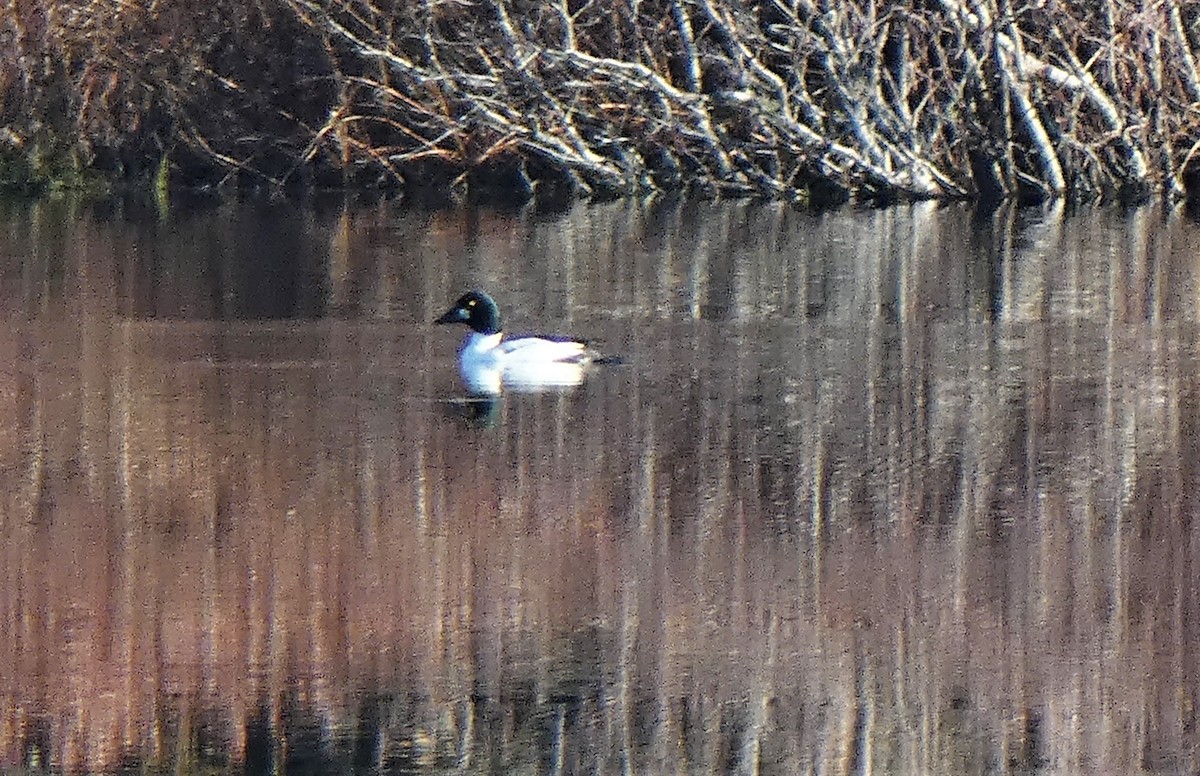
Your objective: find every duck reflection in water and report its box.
[434,290,600,398]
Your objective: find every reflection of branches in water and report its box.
[0,204,1199,771]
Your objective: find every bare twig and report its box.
[5,0,1199,200]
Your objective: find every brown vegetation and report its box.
[2,1,1199,201]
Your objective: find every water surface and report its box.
[0,198,1198,774]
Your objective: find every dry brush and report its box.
[1,0,1199,201]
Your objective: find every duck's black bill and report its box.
[435,308,466,324]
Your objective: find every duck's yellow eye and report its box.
[467,299,476,307]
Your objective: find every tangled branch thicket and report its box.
[2,0,1199,201]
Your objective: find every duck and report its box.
[434,290,596,393]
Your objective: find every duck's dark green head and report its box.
[434,290,501,335]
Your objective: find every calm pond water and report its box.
[0,196,1198,775]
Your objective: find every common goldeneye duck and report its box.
[434,290,595,393]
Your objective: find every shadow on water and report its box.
[0,197,1198,773]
